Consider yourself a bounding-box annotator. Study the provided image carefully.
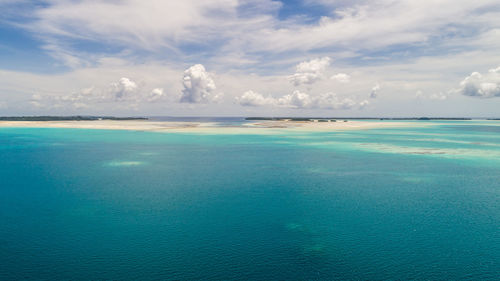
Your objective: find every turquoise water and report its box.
[1,121,499,280]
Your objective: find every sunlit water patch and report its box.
[105,160,146,167]
[356,142,500,159]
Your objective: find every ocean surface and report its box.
[1,120,499,280]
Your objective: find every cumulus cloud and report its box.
[370,84,380,98]
[429,92,449,100]
[359,99,370,109]
[455,66,500,98]
[278,90,313,108]
[415,90,449,100]
[32,90,93,110]
[238,90,366,110]
[30,101,44,108]
[279,91,365,109]
[180,64,221,103]
[289,57,331,86]
[30,94,44,108]
[236,90,276,106]
[110,77,139,100]
[55,87,97,104]
[330,73,351,83]
[31,93,42,101]
[42,78,141,110]
[415,90,424,98]
[28,77,148,111]
[148,88,164,102]
[312,93,358,109]
[73,102,88,110]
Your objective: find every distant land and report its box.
[245,117,473,121]
[2,116,499,122]
[0,116,148,121]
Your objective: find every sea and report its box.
[1,119,499,280]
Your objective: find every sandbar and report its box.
[0,120,429,134]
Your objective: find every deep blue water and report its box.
[1,121,499,280]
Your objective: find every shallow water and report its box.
[1,121,499,280]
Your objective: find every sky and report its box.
[0,0,499,117]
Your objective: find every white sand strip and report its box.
[0,120,429,134]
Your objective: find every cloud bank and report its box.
[238,90,368,110]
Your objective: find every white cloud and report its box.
[237,90,276,106]
[330,73,350,83]
[21,0,500,56]
[289,57,331,86]
[359,99,370,109]
[180,64,221,103]
[429,92,449,100]
[31,93,42,101]
[28,77,143,110]
[312,93,358,109]
[455,66,500,98]
[148,88,164,102]
[54,86,104,105]
[415,90,449,100]
[241,1,500,55]
[73,102,88,110]
[278,91,365,109]
[1,37,500,116]
[29,101,44,108]
[29,94,44,108]
[41,43,89,69]
[110,77,139,100]
[5,0,498,74]
[238,89,366,110]
[278,90,313,108]
[370,84,380,98]
[29,0,241,51]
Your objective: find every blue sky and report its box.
[0,0,499,117]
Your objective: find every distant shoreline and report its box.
[0,116,147,121]
[245,117,475,121]
[1,116,498,122]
